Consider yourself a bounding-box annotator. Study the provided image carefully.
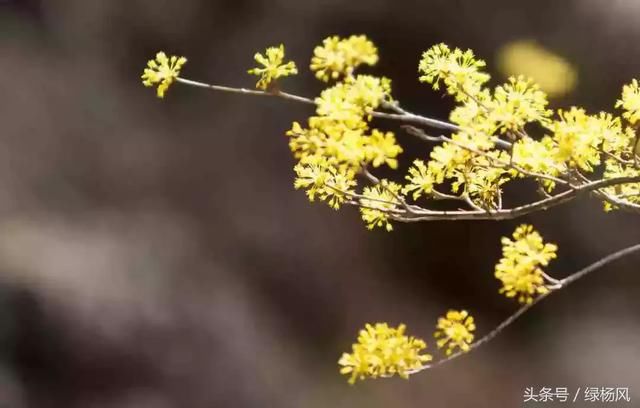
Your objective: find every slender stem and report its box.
[407,242,640,375]
[383,101,512,149]
[392,175,640,222]
[177,77,460,132]
[541,271,561,285]
[177,77,315,105]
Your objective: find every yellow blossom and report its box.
[363,130,403,169]
[495,224,558,304]
[339,323,432,384]
[616,79,640,124]
[492,75,552,133]
[463,164,509,210]
[429,142,471,180]
[311,35,378,82]
[419,43,490,102]
[550,107,603,172]
[248,44,298,90]
[403,160,435,200]
[286,121,326,160]
[293,156,356,209]
[286,117,367,170]
[449,89,497,136]
[315,75,392,124]
[141,52,187,98]
[434,310,476,356]
[512,136,564,191]
[359,182,402,231]
[602,159,640,211]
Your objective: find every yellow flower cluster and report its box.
[495,225,558,304]
[550,108,605,172]
[434,310,476,356]
[311,35,378,82]
[413,44,640,207]
[403,135,510,210]
[248,44,298,90]
[616,79,640,125]
[338,323,432,384]
[139,37,640,386]
[492,75,552,133]
[287,36,405,227]
[315,75,392,123]
[418,43,490,102]
[140,41,640,227]
[340,311,477,383]
[293,156,356,210]
[141,52,187,98]
[359,181,402,231]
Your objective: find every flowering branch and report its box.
[407,242,640,375]
[337,174,640,222]
[141,38,640,385]
[175,76,640,220]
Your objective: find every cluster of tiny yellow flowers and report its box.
[492,75,552,133]
[311,35,378,82]
[141,39,640,228]
[408,43,640,212]
[616,79,640,125]
[247,44,298,90]
[140,38,640,383]
[434,310,476,356]
[340,311,477,384]
[286,36,406,229]
[338,323,432,384]
[293,156,356,210]
[141,52,187,98]
[495,225,558,304]
[359,181,402,231]
[419,43,490,102]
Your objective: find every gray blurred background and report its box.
[1,0,639,407]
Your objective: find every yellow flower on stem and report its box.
[434,310,476,356]
[495,224,558,304]
[248,44,298,91]
[339,323,432,384]
[616,79,640,125]
[492,75,552,133]
[311,35,378,82]
[359,181,403,231]
[141,52,187,98]
[419,43,490,102]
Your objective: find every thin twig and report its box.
[391,175,640,221]
[177,77,460,132]
[177,77,315,105]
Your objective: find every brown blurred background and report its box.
[1,0,639,407]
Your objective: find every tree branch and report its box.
[407,242,640,375]
[177,77,464,134]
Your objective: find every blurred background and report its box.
[1,0,639,407]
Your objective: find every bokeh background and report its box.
[1,0,640,407]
